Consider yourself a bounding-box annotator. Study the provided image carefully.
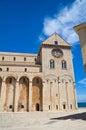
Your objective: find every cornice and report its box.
[0,62,41,67]
[38,44,71,55]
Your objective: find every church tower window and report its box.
[50,59,55,69]
[54,41,58,45]
[61,60,67,69]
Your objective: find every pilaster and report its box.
[42,82,46,111]
[0,81,6,112]
[29,81,32,111]
[14,81,19,112]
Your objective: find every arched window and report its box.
[61,60,67,69]
[50,59,55,69]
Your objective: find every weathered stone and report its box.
[0,33,77,112]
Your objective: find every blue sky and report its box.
[0,0,86,102]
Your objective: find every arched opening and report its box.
[32,77,42,111]
[61,60,67,69]
[0,77,2,97]
[50,59,55,69]
[18,76,29,112]
[5,77,16,112]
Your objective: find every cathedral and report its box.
[0,33,77,112]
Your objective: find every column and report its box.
[73,82,77,109]
[14,81,19,112]
[0,81,6,112]
[29,81,32,111]
[58,81,61,110]
[42,81,46,111]
[50,82,52,110]
[65,82,69,110]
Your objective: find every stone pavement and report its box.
[0,109,86,130]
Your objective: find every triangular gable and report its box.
[42,33,71,47]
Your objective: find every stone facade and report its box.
[0,33,77,112]
[74,23,86,72]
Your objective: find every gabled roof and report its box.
[38,33,71,55]
[42,32,71,47]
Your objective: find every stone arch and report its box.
[0,77,2,97]
[45,74,58,80]
[4,74,18,81]
[5,76,16,112]
[18,76,29,112]
[32,76,43,111]
[60,75,74,83]
[45,74,58,83]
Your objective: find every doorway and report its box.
[36,103,39,111]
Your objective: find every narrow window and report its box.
[21,105,24,109]
[34,58,37,62]
[24,57,26,61]
[50,59,55,69]
[2,57,4,61]
[13,57,16,61]
[70,104,72,109]
[56,105,58,110]
[49,105,51,110]
[7,68,9,71]
[0,68,2,71]
[63,104,66,109]
[54,41,58,45]
[36,103,39,111]
[62,60,67,69]
[25,68,27,72]
[9,105,12,109]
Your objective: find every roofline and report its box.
[40,32,71,47]
[74,22,86,34]
[0,51,37,57]
[38,44,71,56]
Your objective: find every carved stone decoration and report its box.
[52,48,63,58]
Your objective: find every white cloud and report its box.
[41,0,86,45]
[38,35,45,42]
[78,78,86,85]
